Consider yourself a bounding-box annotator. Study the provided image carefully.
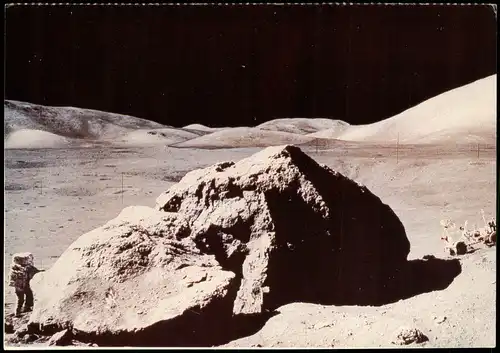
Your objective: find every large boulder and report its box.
[28,206,237,346]
[28,145,410,346]
[156,145,410,313]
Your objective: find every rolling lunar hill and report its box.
[4,100,196,149]
[4,129,71,149]
[117,128,200,146]
[5,74,496,149]
[172,127,317,149]
[177,75,497,148]
[4,100,166,139]
[333,75,497,144]
[182,123,228,134]
[176,119,350,149]
[257,118,349,135]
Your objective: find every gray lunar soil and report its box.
[3,142,496,348]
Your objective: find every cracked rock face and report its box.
[28,145,410,346]
[28,206,236,346]
[156,145,410,313]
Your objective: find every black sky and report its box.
[5,4,497,128]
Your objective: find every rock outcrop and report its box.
[156,145,410,312]
[28,145,411,346]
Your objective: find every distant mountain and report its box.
[4,100,167,140]
[4,100,199,149]
[7,73,495,150]
[182,123,228,134]
[257,118,349,135]
[172,127,316,149]
[334,75,497,144]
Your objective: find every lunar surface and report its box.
[3,75,496,348]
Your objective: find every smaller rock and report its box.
[391,327,429,345]
[5,334,20,345]
[48,329,73,346]
[22,333,39,343]
[34,335,51,344]
[314,321,333,329]
[14,324,29,338]
[5,316,14,334]
[485,231,496,246]
[433,316,447,324]
[70,339,92,346]
[455,241,467,255]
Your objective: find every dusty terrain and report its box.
[4,142,496,348]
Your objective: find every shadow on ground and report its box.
[276,255,462,307]
[381,255,462,304]
[101,255,461,347]
[70,292,278,347]
[262,249,462,309]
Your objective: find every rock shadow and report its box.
[383,256,462,304]
[78,309,277,348]
[262,186,462,306]
[70,274,276,348]
[259,148,462,308]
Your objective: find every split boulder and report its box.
[28,145,411,346]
